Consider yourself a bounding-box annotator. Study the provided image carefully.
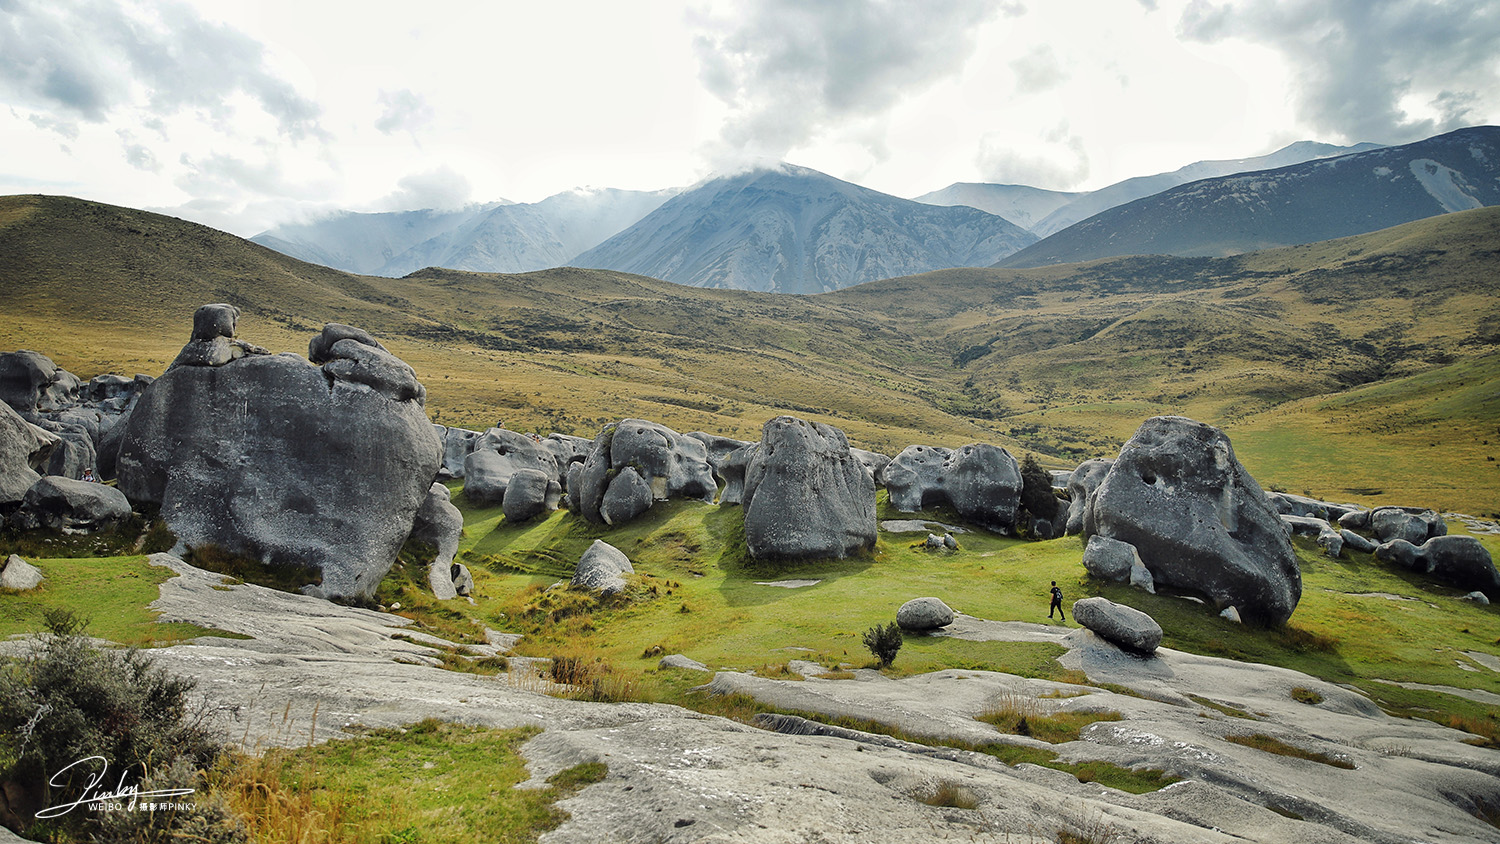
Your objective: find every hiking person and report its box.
[1049,581,1065,620]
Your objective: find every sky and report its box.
[1,0,1497,237]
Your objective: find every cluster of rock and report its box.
[0,349,149,531]
[572,419,717,526]
[881,443,1022,533]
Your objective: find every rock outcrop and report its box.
[0,400,54,507]
[1341,506,1447,545]
[1083,416,1300,624]
[435,425,482,479]
[1375,535,1500,598]
[884,443,1023,532]
[896,597,955,631]
[410,482,464,600]
[117,315,441,601]
[10,476,131,532]
[462,428,560,506]
[571,539,634,595]
[0,350,80,414]
[1064,459,1113,535]
[574,420,716,526]
[742,416,876,561]
[1072,596,1162,653]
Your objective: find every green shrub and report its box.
[0,609,226,840]
[862,622,903,668]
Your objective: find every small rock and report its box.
[1,554,44,591]
[942,533,958,549]
[896,597,955,631]
[1220,606,1242,623]
[390,602,402,611]
[924,533,943,549]
[1340,529,1378,554]
[451,563,474,597]
[659,654,710,672]
[572,539,634,596]
[1462,591,1490,605]
[1082,535,1137,582]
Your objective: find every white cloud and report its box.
[377,166,472,211]
[375,89,434,136]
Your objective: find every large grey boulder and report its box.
[574,419,716,526]
[544,433,595,486]
[502,467,560,522]
[743,416,876,561]
[571,539,634,595]
[12,476,131,532]
[117,315,441,601]
[1083,535,1156,593]
[1,554,44,591]
[896,597,955,631]
[462,428,559,506]
[1064,459,1114,535]
[44,430,96,480]
[410,483,463,599]
[435,425,482,479]
[0,400,53,506]
[1083,416,1300,624]
[1072,596,1163,654]
[883,442,1023,532]
[0,350,81,415]
[308,322,387,363]
[850,447,892,483]
[1375,536,1500,598]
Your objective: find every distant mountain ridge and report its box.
[1000,126,1500,268]
[253,187,677,277]
[573,163,1037,294]
[912,183,1081,230]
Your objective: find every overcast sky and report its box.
[2,0,1497,236]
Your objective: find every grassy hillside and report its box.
[2,194,1497,511]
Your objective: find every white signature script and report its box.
[35,756,195,819]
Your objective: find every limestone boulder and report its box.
[435,425,482,479]
[1,554,44,591]
[44,430,96,480]
[117,315,441,601]
[543,434,594,487]
[883,442,1022,533]
[716,444,758,506]
[743,416,876,561]
[850,447,892,483]
[410,483,463,599]
[1340,506,1447,544]
[1064,459,1113,535]
[12,476,131,532]
[1265,492,1362,523]
[0,401,52,506]
[1340,529,1378,554]
[308,322,387,363]
[688,432,754,488]
[170,304,270,368]
[1375,536,1500,599]
[571,539,634,595]
[1083,535,1136,582]
[462,428,559,506]
[896,597,955,632]
[1073,596,1162,654]
[574,420,715,526]
[1083,416,1300,624]
[502,467,560,523]
[0,350,80,415]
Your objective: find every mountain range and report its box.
[572,164,1036,294]
[1001,125,1500,268]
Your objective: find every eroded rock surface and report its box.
[1083,416,1300,624]
[575,420,716,526]
[743,416,876,560]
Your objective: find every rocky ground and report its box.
[107,554,1499,843]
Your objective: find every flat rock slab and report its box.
[132,555,1500,844]
[878,519,969,534]
[753,579,822,589]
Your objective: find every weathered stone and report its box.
[942,534,958,550]
[1340,529,1378,554]
[44,430,96,480]
[411,483,463,599]
[451,563,474,597]
[543,434,594,487]
[1340,506,1447,544]
[308,323,387,363]
[1375,536,1500,598]
[571,539,633,595]
[12,476,131,532]
[1,554,44,591]
[170,304,270,368]
[896,597,955,631]
[687,431,753,484]
[1265,492,1363,522]
[850,447,891,483]
[1462,591,1491,605]
[0,401,49,505]
[503,467,560,523]
[884,442,1021,533]
[743,416,876,561]
[435,425,482,479]
[1281,514,1332,536]
[1083,416,1300,624]
[1073,596,1162,653]
[924,533,944,548]
[117,317,441,601]
[1083,535,1137,582]
[716,443,757,505]
[1030,517,1056,540]
[0,350,80,414]
[1064,458,1114,535]
[463,429,558,506]
[321,339,425,403]
[659,654,710,672]
[1316,526,1344,558]
[575,420,715,525]
[1220,606,1242,624]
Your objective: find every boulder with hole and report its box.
[1083,416,1300,624]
